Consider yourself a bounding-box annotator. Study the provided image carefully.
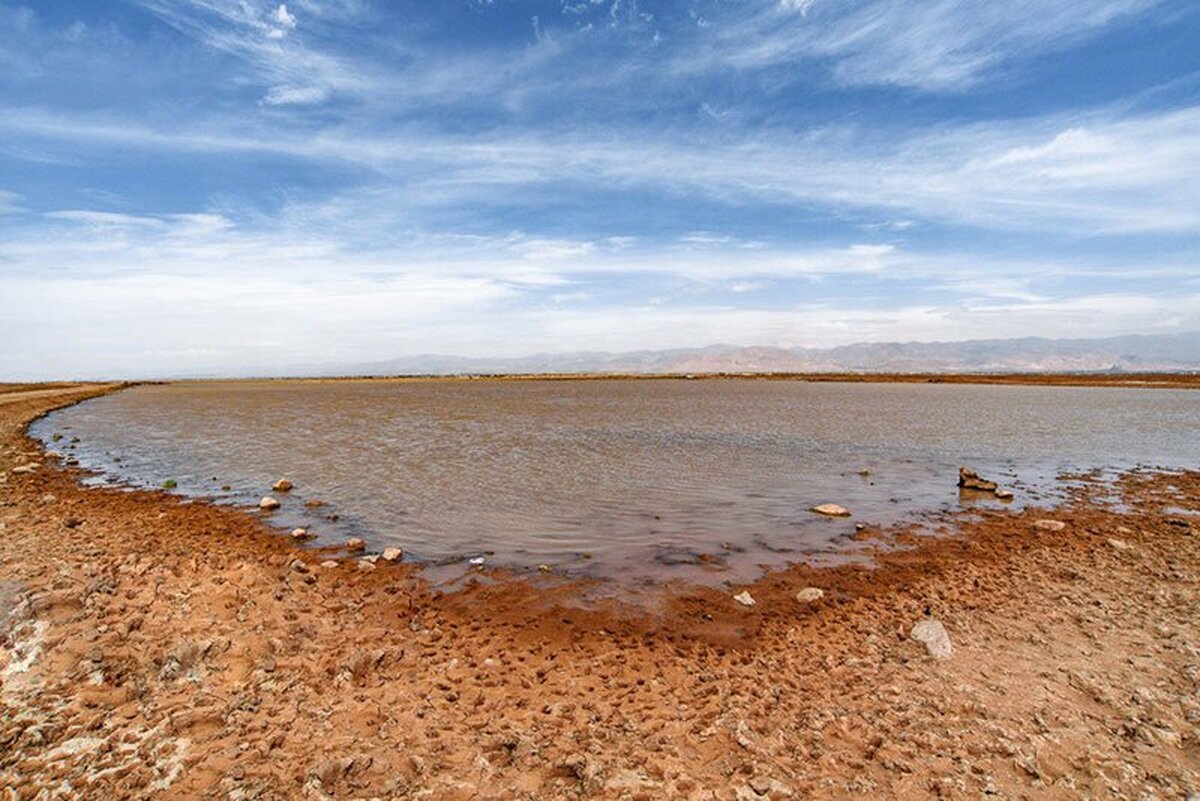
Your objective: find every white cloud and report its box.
[272,4,297,30]
[9,95,1196,236]
[262,84,330,105]
[0,189,23,214]
[692,0,1165,91]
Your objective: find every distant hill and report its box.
[337,331,1200,376]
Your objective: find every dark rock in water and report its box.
[958,467,997,492]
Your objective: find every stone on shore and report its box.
[273,478,293,492]
[259,497,281,510]
[994,488,1014,500]
[811,503,851,517]
[958,467,997,492]
[290,528,312,540]
[12,464,38,474]
[319,560,339,569]
[910,619,953,660]
[733,590,756,607]
[345,538,366,552]
[381,547,403,562]
[1033,519,1066,532]
[795,587,825,603]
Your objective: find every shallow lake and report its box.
[32,379,1200,586]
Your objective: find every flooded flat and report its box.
[32,379,1200,586]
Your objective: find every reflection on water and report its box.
[32,379,1200,586]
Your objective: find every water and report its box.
[31,379,1200,586]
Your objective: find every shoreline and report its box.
[2,385,1198,797]
[21,370,1200,391]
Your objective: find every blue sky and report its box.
[1,0,1198,378]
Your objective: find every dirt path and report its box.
[1,385,1197,799]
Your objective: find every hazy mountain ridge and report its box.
[341,332,1200,376]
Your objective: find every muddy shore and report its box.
[1,384,1198,799]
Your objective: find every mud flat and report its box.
[1,384,1198,799]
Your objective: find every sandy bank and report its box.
[1,384,1198,799]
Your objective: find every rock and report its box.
[993,488,1014,500]
[304,499,326,508]
[220,484,231,491]
[272,478,293,492]
[289,559,309,574]
[1106,538,1132,551]
[958,467,998,492]
[40,493,57,505]
[319,560,339,569]
[910,619,953,660]
[259,497,281,510]
[161,479,177,490]
[380,547,403,562]
[795,587,824,603]
[345,538,365,552]
[12,464,38,474]
[537,564,551,573]
[857,468,871,476]
[1165,517,1191,530]
[63,517,83,529]
[356,560,376,571]
[290,528,312,540]
[733,590,756,607]
[1033,519,1066,532]
[810,503,851,517]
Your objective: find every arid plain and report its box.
[1,381,1198,800]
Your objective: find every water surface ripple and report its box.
[32,379,1200,586]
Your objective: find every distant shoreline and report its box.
[45,371,1200,390]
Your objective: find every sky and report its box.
[1,0,1199,379]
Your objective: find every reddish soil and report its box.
[1,384,1197,799]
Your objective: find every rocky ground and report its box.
[1,384,1198,800]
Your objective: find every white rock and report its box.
[259,497,280,510]
[290,528,310,540]
[469,556,486,566]
[319,560,339,569]
[811,503,851,517]
[733,590,756,607]
[795,587,825,603]
[1033,519,1065,532]
[357,559,376,571]
[272,478,293,492]
[910,619,953,660]
[381,547,403,562]
[1107,538,1132,551]
[345,537,366,552]
[12,464,38,474]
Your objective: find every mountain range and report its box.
[328,331,1200,376]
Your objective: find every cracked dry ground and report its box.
[1,385,1198,800]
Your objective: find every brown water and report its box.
[32,379,1200,586]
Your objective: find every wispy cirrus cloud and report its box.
[675,0,1168,91]
[4,97,1198,235]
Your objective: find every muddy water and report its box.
[31,379,1200,586]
